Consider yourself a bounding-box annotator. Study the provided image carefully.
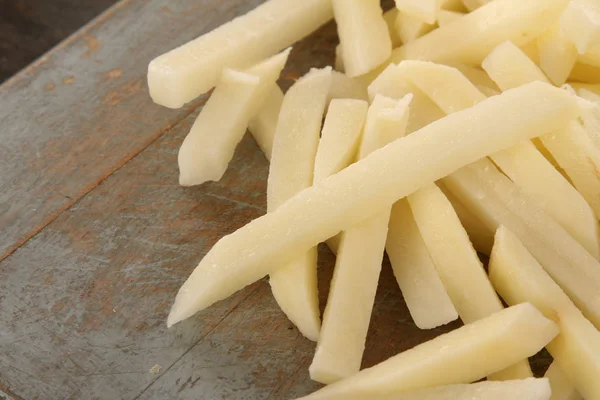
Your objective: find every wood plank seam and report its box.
[130,283,263,400]
[0,96,208,264]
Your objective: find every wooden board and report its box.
[0,1,551,399]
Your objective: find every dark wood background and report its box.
[0,0,117,82]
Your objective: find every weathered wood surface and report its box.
[0,0,117,83]
[0,0,551,399]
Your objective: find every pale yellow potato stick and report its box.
[296,304,557,400]
[482,41,600,220]
[391,0,569,66]
[313,99,369,187]
[178,49,290,186]
[395,10,436,44]
[386,199,458,329]
[402,60,599,258]
[520,40,542,65]
[482,41,550,89]
[395,0,439,25]
[443,62,500,94]
[489,226,600,400]
[545,362,582,400]
[541,121,600,220]
[560,0,600,55]
[408,184,532,380]
[537,26,578,86]
[580,46,600,68]
[148,0,332,108]
[248,84,284,160]
[357,379,552,400]
[310,95,410,384]
[167,83,579,327]
[576,88,600,149]
[383,8,402,47]
[491,140,600,259]
[444,158,600,329]
[437,10,465,26]
[328,71,369,103]
[367,64,445,133]
[333,0,392,77]
[438,182,495,255]
[267,68,332,342]
[440,0,467,12]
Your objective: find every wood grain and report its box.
[0,0,552,399]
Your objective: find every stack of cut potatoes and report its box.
[147,0,600,398]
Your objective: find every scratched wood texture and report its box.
[0,0,552,399]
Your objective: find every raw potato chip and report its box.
[489,226,600,400]
[310,95,409,384]
[408,184,532,380]
[386,198,458,329]
[395,10,436,44]
[267,68,332,341]
[297,304,557,400]
[391,0,569,66]
[178,49,290,186]
[358,379,552,400]
[544,362,582,400]
[395,0,439,25]
[167,83,580,327]
[560,0,600,55]
[537,26,578,86]
[148,0,332,108]
[333,0,392,77]
[444,158,600,330]
[248,84,284,160]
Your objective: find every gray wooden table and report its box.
[0,0,550,399]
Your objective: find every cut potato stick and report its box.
[437,10,465,26]
[395,0,438,25]
[148,0,332,108]
[408,184,532,380]
[482,41,550,89]
[167,83,580,327]
[492,140,600,259]
[298,304,558,400]
[545,362,583,400]
[313,99,368,189]
[402,60,599,258]
[395,10,436,45]
[383,8,402,47]
[333,0,392,77]
[481,40,600,220]
[248,84,284,161]
[328,71,369,103]
[391,0,569,66]
[438,182,494,255]
[540,121,600,219]
[444,158,600,329]
[267,68,332,342]
[560,0,600,55]
[178,49,290,186]
[386,199,458,329]
[489,226,600,400]
[368,64,445,133]
[366,379,551,400]
[408,184,502,323]
[569,62,600,83]
[520,40,542,66]
[310,95,410,384]
[576,88,600,148]
[537,26,578,86]
[443,62,500,94]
